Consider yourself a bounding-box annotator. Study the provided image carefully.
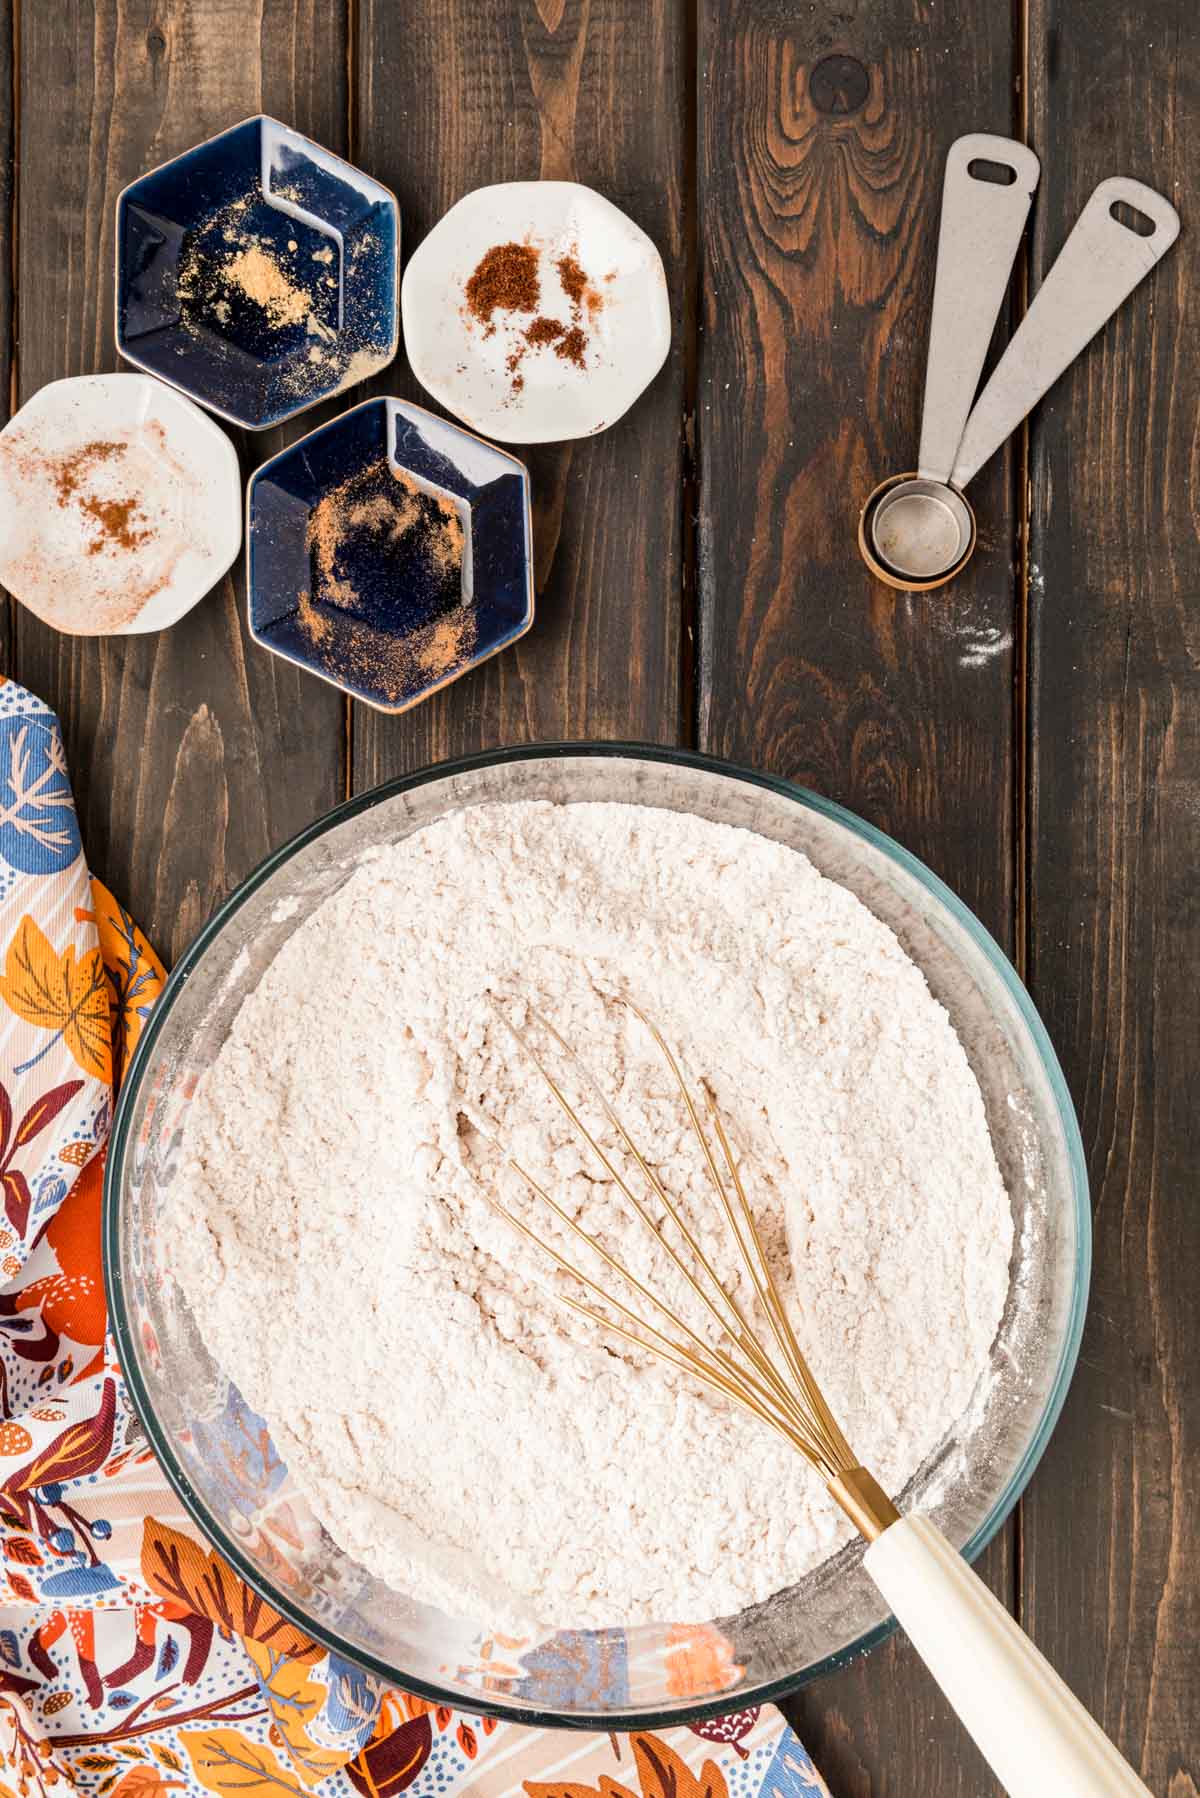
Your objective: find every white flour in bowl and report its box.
[168,800,1012,1628]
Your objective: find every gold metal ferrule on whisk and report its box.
[827,1466,901,1543]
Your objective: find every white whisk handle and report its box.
[864,1516,1151,1796]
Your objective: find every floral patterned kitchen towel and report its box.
[0,680,832,1798]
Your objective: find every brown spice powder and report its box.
[52,439,122,503]
[306,462,464,615]
[554,325,588,369]
[555,253,589,308]
[296,601,477,705]
[500,313,566,391]
[52,441,152,553]
[524,316,564,347]
[296,588,331,646]
[464,243,540,332]
[295,461,470,703]
[176,192,382,407]
[0,426,186,631]
[471,244,602,394]
[417,607,476,676]
[224,244,312,328]
[559,250,604,332]
[307,488,359,608]
[79,494,150,555]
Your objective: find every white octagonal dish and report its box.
[401,180,671,444]
[0,373,242,636]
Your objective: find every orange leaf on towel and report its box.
[141,1517,321,1660]
[0,915,111,1082]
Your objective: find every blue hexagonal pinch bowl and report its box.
[247,397,534,711]
[116,116,399,430]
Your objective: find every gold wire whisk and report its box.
[482,997,899,1541]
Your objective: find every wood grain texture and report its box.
[12,0,348,962]
[694,6,1019,1792]
[4,1,1195,1788]
[1022,7,1200,1790]
[351,0,686,787]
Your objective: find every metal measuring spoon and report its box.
[861,158,1180,591]
[860,134,1040,589]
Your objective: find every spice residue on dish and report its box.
[52,441,153,556]
[463,239,606,393]
[0,423,191,631]
[464,243,540,333]
[174,190,384,406]
[222,244,313,328]
[293,597,479,706]
[306,460,464,610]
[279,460,474,704]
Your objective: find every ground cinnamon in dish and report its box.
[174,190,385,406]
[416,606,477,676]
[307,489,359,607]
[554,326,588,369]
[305,460,464,622]
[79,494,150,554]
[296,588,331,647]
[0,423,193,632]
[51,441,153,555]
[294,601,477,705]
[306,462,463,613]
[288,463,472,704]
[554,248,603,365]
[467,243,603,392]
[51,439,120,501]
[464,242,540,333]
[555,252,589,308]
[501,314,565,389]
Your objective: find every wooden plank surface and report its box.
[351,0,687,785]
[694,8,1020,1794]
[4,0,1198,1790]
[1022,7,1199,1789]
[11,0,348,963]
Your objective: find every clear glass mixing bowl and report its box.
[104,747,1089,1728]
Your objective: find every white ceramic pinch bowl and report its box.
[0,373,241,636]
[401,180,671,444]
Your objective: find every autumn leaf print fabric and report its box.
[0,682,831,1798]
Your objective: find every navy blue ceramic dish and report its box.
[248,398,534,712]
[116,116,399,430]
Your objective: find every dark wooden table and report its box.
[4,4,1196,1792]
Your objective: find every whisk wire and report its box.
[627,1002,857,1480]
[493,1009,808,1427]
[485,996,864,1483]
[499,1134,829,1448]
[486,1179,822,1450]
[704,1094,857,1476]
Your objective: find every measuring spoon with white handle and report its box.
[950,177,1179,487]
[862,173,1180,589]
[919,134,1041,485]
[859,134,1038,589]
